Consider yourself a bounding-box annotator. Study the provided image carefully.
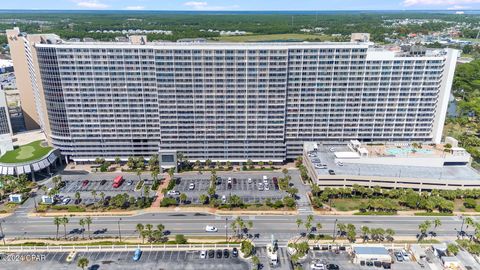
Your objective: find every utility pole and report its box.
[332,219,338,242]
[225,217,228,242]
[118,218,122,242]
[0,220,5,245]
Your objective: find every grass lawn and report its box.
[331,198,367,211]
[213,33,333,42]
[0,140,53,163]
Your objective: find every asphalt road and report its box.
[3,212,476,246]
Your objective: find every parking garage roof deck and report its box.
[308,145,480,181]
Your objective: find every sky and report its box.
[2,0,480,11]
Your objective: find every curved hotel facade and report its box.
[7,28,458,164]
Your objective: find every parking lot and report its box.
[304,250,430,270]
[0,250,250,270]
[59,179,153,194]
[173,172,288,204]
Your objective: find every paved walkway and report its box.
[288,169,314,215]
[152,173,170,207]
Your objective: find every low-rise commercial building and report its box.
[352,246,391,264]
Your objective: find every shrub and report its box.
[241,241,254,257]
[312,197,323,208]
[160,197,178,207]
[464,198,476,209]
[283,196,296,208]
[175,234,187,244]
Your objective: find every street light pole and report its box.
[225,217,228,242]
[332,219,338,242]
[0,220,5,245]
[118,218,122,242]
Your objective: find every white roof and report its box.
[334,152,360,159]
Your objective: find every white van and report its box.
[263,175,268,184]
[270,253,278,266]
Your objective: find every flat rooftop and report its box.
[308,145,480,181]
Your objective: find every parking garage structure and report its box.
[303,141,480,191]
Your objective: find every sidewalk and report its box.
[151,173,170,208]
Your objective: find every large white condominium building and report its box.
[7,28,458,163]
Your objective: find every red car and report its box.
[82,180,89,187]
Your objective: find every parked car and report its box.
[232,178,237,184]
[200,250,207,259]
[328,170,335,175]
[264,184,270,191]
[100,179,107,185]
[62,197,71,205]
[216,250,222,259]
[127,180,134,186]
[263,175,268,184]
[227,177,232,184]
[221,195,227,203]
[311,261,326,270]
[82,180,89,187]
[394,252,404,262]
[205,225,218,232]
[401,250,410,261]
[257,183,264,191]
[132,248,142,261]
[232,248,238,258]
[208,250,215,258]
[247,178,252,184]
[167,190,180,196]
[65,251,76,263]
[188,183,195,190]
[223,249,229,258]
[326,264,339,270]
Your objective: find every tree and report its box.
[141,230,149,244]
[361,226,370,242]
[114,156,121,165]
[168,167,175,179]
[136,168,142,182]
[226,160,232,169]
[268,160,274,168]
[77,257,89,270]
[199,194,209,204]
[386,228,395,242]
[241,241,254,257]
[85,217,92,239]
[282,168,288,176]
[258,161,264,168]
[418,220,431,240]
[79,218,86,239]
[447,243,460,255]
[433,218,442,236]
[251,256,260,270]
[53,217,61,240]
[136,223,144,238]
[346,224,356,243]
[205,159,212,168]
[91,191,97,203]
[74,191,81,204]
[246,159,253,169]
[100,192,105,203]
[195,160,201,169]
[180,193,187,204]
[61,216,69,239]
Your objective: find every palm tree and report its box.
[53,217,61,240]
[151,169,159,186]
[74,192,81,204]
[247,221,253,234]
[136,223,144,238]
[230,222,237,239]
[251,256,260,270]
[386,228,395,242]
[180,193,187,204]
[61,216,69,239]
[85,217,92,239]
[361,226,370,243]
[157,224,165,235]
[114,156,121,165]
[136,168,142,182]
[141,230,149,244]
[432,218,442,238]
[79,218,86,239]
[77,257,89,270]
[91,191,97,203]
[100,192,105,202]
[295,218,303,241]
[168,168,175,179]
